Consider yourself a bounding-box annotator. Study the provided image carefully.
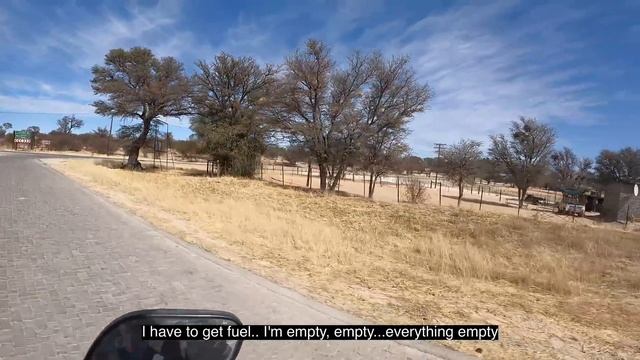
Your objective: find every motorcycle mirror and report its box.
[85,309,243,360]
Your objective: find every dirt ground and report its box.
[257,166,620,229]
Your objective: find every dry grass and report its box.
[51,159,640,359]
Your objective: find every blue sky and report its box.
[0,0,638,158]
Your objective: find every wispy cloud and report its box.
[21,0,201,70]
[0,95,92,114]
[361,2,602,155]
[0,0,624,151]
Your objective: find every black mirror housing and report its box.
[85,309,243,360]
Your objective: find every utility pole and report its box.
[433,143,446,188]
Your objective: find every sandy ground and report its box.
[46,158,640,359]
[257,167,616,228]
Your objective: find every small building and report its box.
[602,183,640,223]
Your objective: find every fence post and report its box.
[499,189,502,202]
[626,202,631,227]
[396,176,400,202]
[470,183,473,194]
[479,187,484,211]
[439,183,442,206]
[260,162,263,180]
[363,172,366,197]
[281,163,285,186]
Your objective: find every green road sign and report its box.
[14,130,31,139]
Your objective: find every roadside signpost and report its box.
[13,130,33,150]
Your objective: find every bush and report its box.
[404,176,428,203]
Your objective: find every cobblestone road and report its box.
[0,153,471,359]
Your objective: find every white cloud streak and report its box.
[368,2,602,156]
[1,0,605,148]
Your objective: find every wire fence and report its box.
[245,161,562,215]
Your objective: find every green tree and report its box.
[0,122,12,137]
[190,53,277,177]
[91,47,191,169]
[595,147,640,184]
[56,115,84,134]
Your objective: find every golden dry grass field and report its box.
[49,159,640,359]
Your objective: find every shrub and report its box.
[404,176,428,203]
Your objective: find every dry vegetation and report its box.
[51,159,640,359]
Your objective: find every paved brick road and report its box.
[0,153,471,359]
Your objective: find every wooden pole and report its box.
[260,162,263,180]
[439,182,442,206]
[499,189,502,202]
[106,116,113,156]
[281,163,285,186]
[479,187,484,211]
[396,176,400,202]
[363,172,366,197]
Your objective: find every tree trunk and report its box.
[458,180,463,207]
[319,163,328,191]
[124,119,152,170]
[519,187,528,208]
[367,171,376,199]
[306,160,312,187]
[329,165,345,191]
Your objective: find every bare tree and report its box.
[190,53,277,177]
[489,117,556,208]
[91,47,191,170]
[93,126,110,137]
[274,39,370,191]
[595,147,640,184]
[360,53,432,197]
[56,115,84,134]
[550,147,593,189]
[441,139,483,206]
[274,40,430,192]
